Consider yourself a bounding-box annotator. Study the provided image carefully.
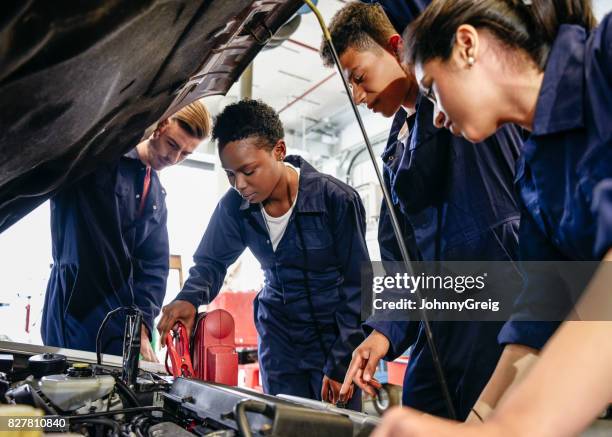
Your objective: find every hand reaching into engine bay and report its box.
[156,300,197,347]
[322,375,354,405]
[339,330,388,400]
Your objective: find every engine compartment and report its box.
[0,342,379,436]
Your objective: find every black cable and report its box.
[262,174,329,386]
[96,306,143,391]
[294,213,331,366]
[130,414,157,437]
[113,375,142,408]
[96,307,129,365]
[304,0,456,420]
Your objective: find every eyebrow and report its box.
[238,162,256,172]
[223,161,257,172]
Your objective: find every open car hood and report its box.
[0,0,302,232]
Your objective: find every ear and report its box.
[273,140,286,161]
[453,24,480,68]
[153,118,170,138]
[386,34,404,61]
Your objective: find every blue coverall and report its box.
[42,149,169,355]
[174,156,368,408]
[498,15,612,348]
[369,96,523,419]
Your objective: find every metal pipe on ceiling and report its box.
[278,71,336,114]
[287,38,320,52]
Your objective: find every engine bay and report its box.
[0,341,379,436]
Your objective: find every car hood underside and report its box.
[0,0,302,232]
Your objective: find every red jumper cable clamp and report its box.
[165,322,195,378]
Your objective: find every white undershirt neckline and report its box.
[397,111,414,146]
[261,163,300,251]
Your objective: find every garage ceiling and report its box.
[205,0,352,149]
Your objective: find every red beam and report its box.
[278,72,337,114]
[287,38,320,53]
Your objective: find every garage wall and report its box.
[0,202,52,345]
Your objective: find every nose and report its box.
[168,150,181,165]
[234,173,248,192]
[433,104,446,129]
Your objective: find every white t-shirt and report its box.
[397,108,415,146]
[261,163,300,251]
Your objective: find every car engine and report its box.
[0,343,378,436]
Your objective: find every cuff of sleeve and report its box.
[324,362,349,382]
[497,320,560,350]
[363,321,402,362]
[174,290,202,311]
[324,330,366,382]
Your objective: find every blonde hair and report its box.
[171,100,211,140]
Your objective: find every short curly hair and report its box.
[213,99,284,150]
[320,2,396,67]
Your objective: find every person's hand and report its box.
[371,406,504,437]
[140,324,159,363]
[339,330,389,400]
[322,375,353,404]
[372,407,430,437]
[156,300,196,347]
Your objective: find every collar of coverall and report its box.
[239,154,327,214]
[531,24,586,136]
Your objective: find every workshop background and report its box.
[1,0,611,353]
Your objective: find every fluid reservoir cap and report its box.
[67,363,93,378]
[28,353,67,378]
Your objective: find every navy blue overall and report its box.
[42,149,169,355]
[369,96,523,419]
[498,15,612,349]
[175,156,368,409]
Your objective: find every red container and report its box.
[387,356,409,386]
[165,310,239,385]
[192,309,238,386]
[207,290,259,347]
[239,362,262,392]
